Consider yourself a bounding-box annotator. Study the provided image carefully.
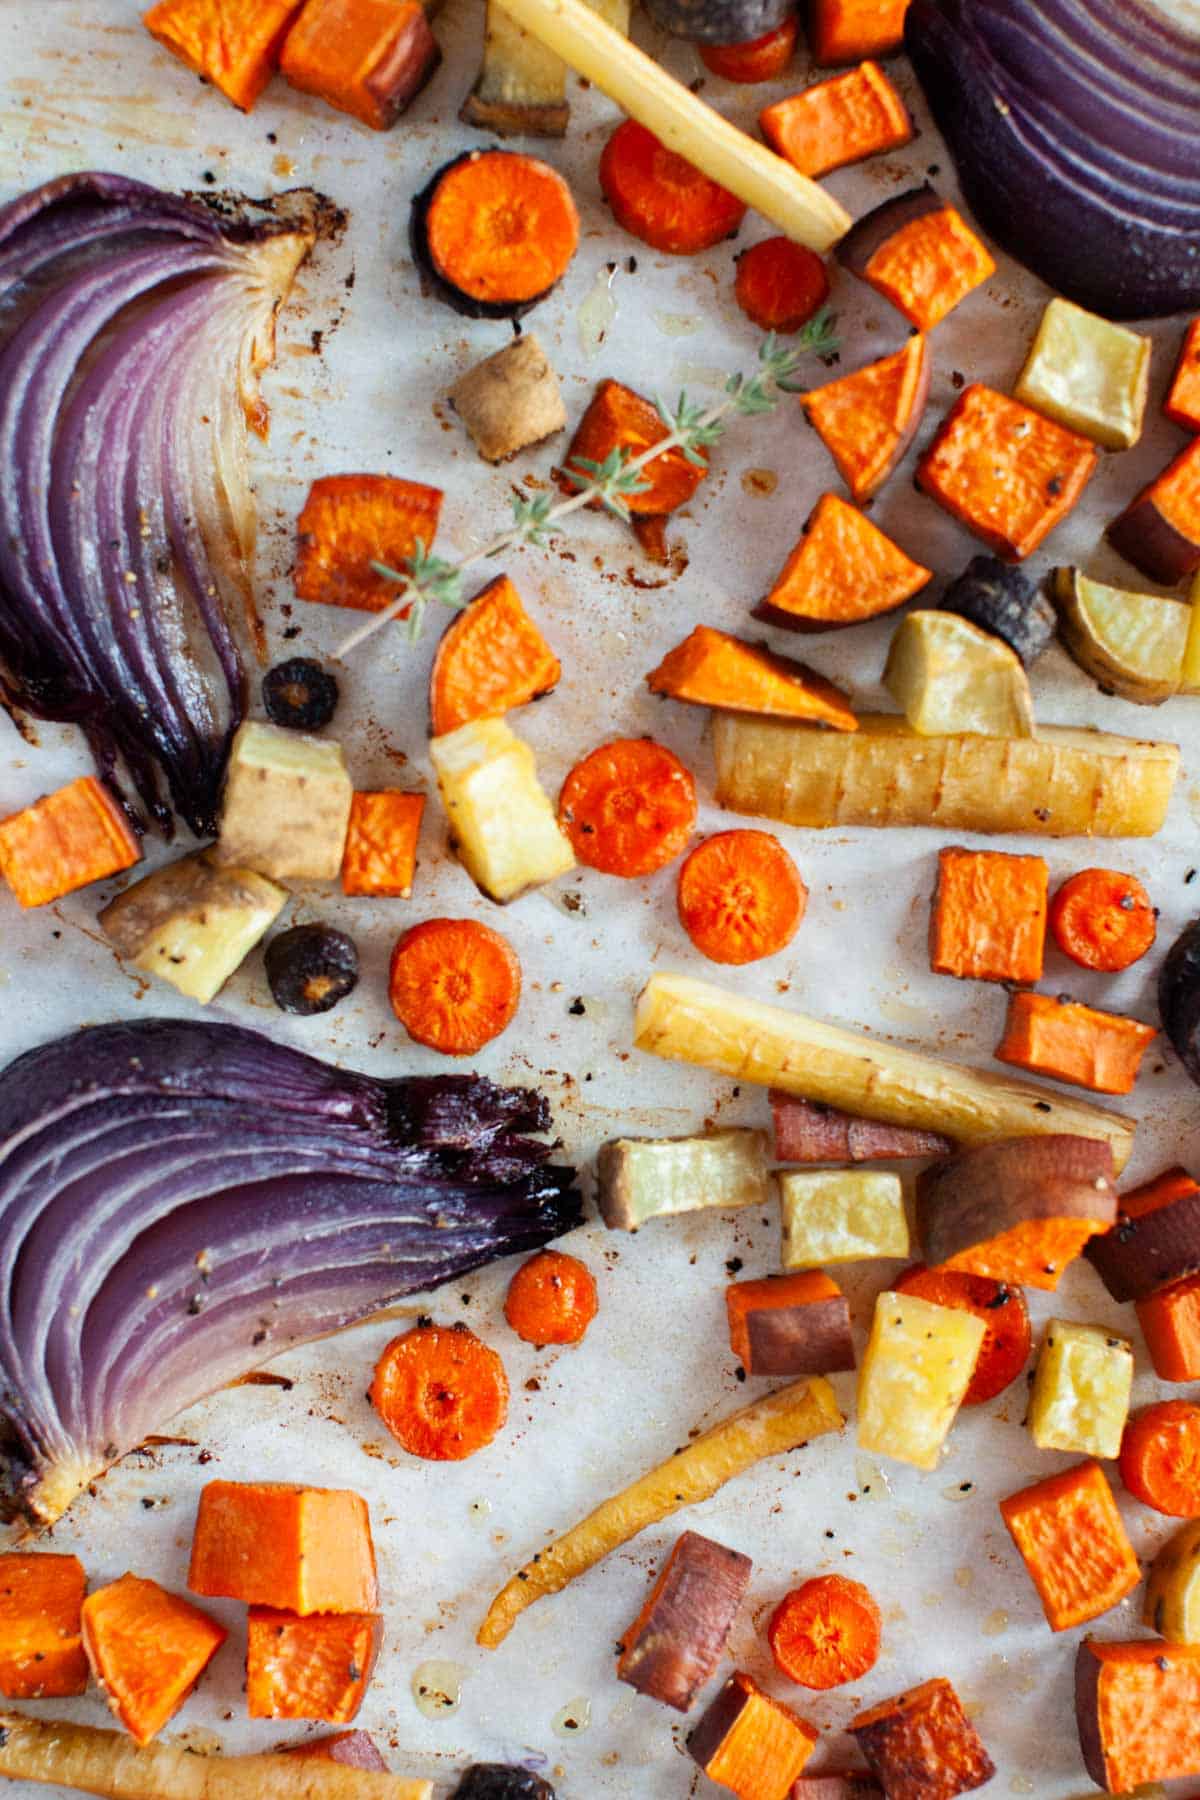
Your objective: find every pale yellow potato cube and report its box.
[1028,1319,1133,1459]
[883,611,1034,738]
[780,1170,908,1268]
[857,1292,985,1471]
[101,852,285,1005]
[597,1129,772,1230]
[1015,299,1150,450]
[214,721,352,882]
[430,717,574,903]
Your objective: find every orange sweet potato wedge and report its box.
[0,776,140,910]
[247,1608,382,1722]
[0,1554,87,1700]
[802,335,930,503]
[646,624,857,728]
[82,1574,226,1745]
[754,492,930,631]
[294,473,444,613]
[143,0,303,110]
[280,0,441,129]
[429,573,560,736]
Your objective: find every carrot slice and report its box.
[557,379,707,518]
[559,738,696,877]
[370,1322,509,1460]
[1120,1400,1200,1517]
[760,62,912,178]
[504,1249,598,1346]
[893,1263,1031,1405]
[755,492,931,631]
[677,829,807,965]
[647,625,857,729]
[424,151,580,306]
[802,335,930,503]
[599,119,747,254]
[388,918,521,1056]
[734,237,830,333]
[768,1574,882,1690]
[699,17,798,81]
[1048,869,1156,973]
[429,574,560,736]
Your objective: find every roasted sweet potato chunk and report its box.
[1000,1461,1139,1632]
[850,1678,995,1800]
[247,1609,382,1722]
[143,0,302,109]
[0,1554,87,1700]
[280,0,441,128]
[294,474,443,613]
[617,1530,751,1711]
[726,1271,854,1376]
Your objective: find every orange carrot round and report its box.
[504,1250,598,1346]
[1119,1400,1200,1517]
[559,738,696,877]
[370,1323,509,1461]
[599,119,747,254]
[1048,869,1156,973]
[894,1263,1031,1405]
[388,918,521,1055]
[768,1574,881,1690]
[734,237,830,333]
[699,16,798,81]
[677,829,806,964]
[425,151,580,306]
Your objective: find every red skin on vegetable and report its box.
[618,1530,752,1711]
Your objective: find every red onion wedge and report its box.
[0,1019,581,1533]
[0,173,331,837]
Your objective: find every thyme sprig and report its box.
[336,310,838,657]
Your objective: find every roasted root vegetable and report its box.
[559,737,695,876]
[430,717,574,902]
[82,1575,226,1745]
[1028,1319,1133,1459]
[760,61,911,177]
[411,150,579,318]
[646,626,856,729]
[1166,318,1200,432]
[850,1678,995,1800]
[460,0,630,137]
[476,1377,842,1647]
[1088,1166,1200,1303]
[642,0,791,44]
[597,1127,772,1231]
[1053,566,1191,705]
[1107,437,1200,586]
[504,1249,597,1346]
[1014,298,1150,451]
[800,335,930,505]
[559,377,706,520]
[266,924,359,1017]
[634,973,1137,1170]
[247,1609,381,1723]
[929,846,1047,985]
[1147,1520,1200,1642]
[856,1291,984,1470]
[726,1271,854,1377]
[263,659,340,733]
[768,1575,881,1689]
[809,0,909,63]
[1138,1275,1200,1382]
[100,851,286,1005]
[893,1265,1030,1405]
[996,992,1155,1097]
[282,1733,388,1769]
[1121,1400,1200,1518]
[687,1671,818,1798]
[838,186,994,332]
[733,238,830,334]
[214,721,353,882]
[754,493,930,632]
[294,474,443,614]
[772,1094,951,1164]
[1050,869,1156,974]
[999,1461,1139,1632]
[0,776,140,910]
[780,1169,908,1267]
[453,1770,553,1800]
[677,830,806,964]
[371,1322,509,1461]
[699,18,797,81]
[938,555,1054,665]
[883,611,1035,738]
[1160,917,1200,1093]
[190,1482,378,1614]
[601,118,747,253]
[143,0,302,109]
[279,0,440,127]
[342,791,424,899]
[1075,1640,1200,1792]
[389,918,522,1056]
[617,1529,752,1711]
[0,1554,86,1699]
[449,337,566,466]
[429,575,560,737]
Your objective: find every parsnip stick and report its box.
[478,1377,842,1648]
[493,0,852,250]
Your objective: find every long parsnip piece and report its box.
[478,1377,843,1648]
[712,712,1179,838]
[493,0,851,250]
[634,974,1136,1173]
[0,1715,430,1799]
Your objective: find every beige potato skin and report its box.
[450,334,567,463]
[596,1128,772,1229]
[100,853,285,1005]
[1053,567,1189,704]
[1146,1519,1200,1642]
[214,724,352,883]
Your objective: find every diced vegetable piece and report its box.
[761,60,911,177]
[430,717,574,903]
[597,1128,772,1231]
[938,554,1054,665]
[281,1731,388,1769]
[294,474,443,614]
[1147,1520,1200,1643]
[1075,1640,1200,1792]
[617,1529,752,1711]
[558,378,707,520]
[279,0,440,127]
[688,1671,818,1798]
[850,1678,995,1800]
[647,626,856,729]
[883,611,1035,738]
[449,336,567,465]
[780,1169,908,1267]
[916,1136,1116,1292]
[754,493,931,632]
[838,186,994,331]
[1014,299,1151,450]
[633,0,793,47]
[791,1776,881,1799]
[711,710,1180,839]
[1166,318,1200,432]
[1049,868,1156,974]
[1088,1165,1200,1302]
[1028,1319,1133,1459]
[214,721,352,882]
[263,659,339,732]
[857,1291,984,1470]
[371,1323,509,1461]
[504,1250,597,1347]
[477,1378,843,1647]
[929,846,1047,985]
[190,1483,379,1614]
[768,1575,881,1689]
[678,830,807,965]
[389,918,521,1056]
[0,1555,86,1700]
[143,0,302,109]
[800,335,930,504]
[342,792,424,899]
[699,17,797,80]
[412,150,579,319]
[893,1264,1030,1405]
[430,575,560,738]
[559,737,695,877]
[999,1461,1139,1632]
[634,973,1137,1171]
[733,238,831,334]
[1052,566,1189,704]
[1138,1274,1200,1382]
[1160,915,1200,1093]
[1108,435,1200,586]
[772,1093,952,1164]
[918,384,1097,560]
[247,1609,381,1723]
[726,1271,855,1376]
[0,775,140,910]
[1121,1400,1200,1518]
[82,1575,226,1745]
[996,992,1155,1096]
[600,118,747,253]
[809,0,909,63]
[266,924,359,1017]
[100,851,285,1006]
[462,0,630,137]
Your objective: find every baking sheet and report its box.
[2,4,1199,1794]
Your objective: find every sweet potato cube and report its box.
[281,1730,388,1768]
[0,775,140,909]
[1028,1319,1133,1459]
[247,1608,382,1723]
[726,1271,854,1377]
[1107,435,1200,587]
[294,474,444,613]
[771,1092,951,1163]
[801,335,930,504]
[808,0,909,63]
[999,1461,1139,1632]
[918,384,1098,561]
[429,574,561,737]
[839,187,994,332]
[0,1554,87,1699]
[1138,1274,1200,1382]
[780,1169,908,1267]
[556,379,706,519]
[857,1292,984,1471]
[143,0,303,109]
[342,791,424,898]
[1075,1639,1200,1791]
[1166,319,1200,433]
[850,1677,995,1800]
[760,61,912,179]
[280,0,441,129]
[617,1530,751,1712]
[189,1482,379,1615]
[995,992,1155,1096]
[754,493,930,632]
[1014,299,1150,451]
[688,1671,818,1799]
[646,625,857,729]
[929,847,1047,985]
[1089,1165,1200,1303]
[81,1574,227,1745]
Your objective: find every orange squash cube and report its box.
[1138,1275,1200,1382]
[280,0,440,129]
[754,493,930,631]
[0,1554,87,1699]
[689,1671,818,1798]
[809,0,910,63]
[0,775,140,909]
[930,847,1047,985]
[342,791,425,898]
[143,0,303,110]
[82,1574,226,1745]
[189,1482,378,1615]
[999,1461,1140,1631]
[995,992,1155,1096]
[294,474,443,614]
[247,1608,382,1722]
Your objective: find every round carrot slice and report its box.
[893,1263,1031,1405]
[1120,1400,1200,1516]
[388,918,521,1056]
[677,829,806,964]
[599,119,747,255]
[559,738,696,877]
[699,17,798,82]
[768,1574,881,1690]
[504,1250,598,1346]
[370,1323,509,1461]
[424,150,580,306]
[735,236,831,334]
[1048,869,1157,973]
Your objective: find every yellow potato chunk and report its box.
[214,722,352,882]
[430,717,575,903]
[1028,1320,1133,1459]
[857,1291,985,1471]
[780,1170,908,1268]
[101,852,285,1006]
[1015,299,1150,451]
